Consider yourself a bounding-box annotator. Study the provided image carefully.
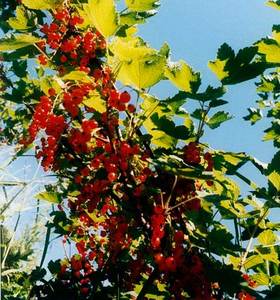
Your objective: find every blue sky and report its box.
[138,0,279,163]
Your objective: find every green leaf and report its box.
[209,43,267,84]
[213,151,249,175]
[120,11,156,26]
[8,6,32,31]
[22,0,64,10]
[206,111,232,129]
[125,0,160,12]
[258,230,277,246]
[12,60,27,78]
[165,60,200,93]
[141,94,176,148]
[266,151,280,198]
[85,0,119,37]
[150,113,190,140]
[36,191,60,203]
[243,108,263,125]
[0,34,42,52]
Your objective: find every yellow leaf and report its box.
[109,37,167,89]
[83,90,106,113]
[165,60,200,93]
[208,59,229,80]
[86,0,119,37]
[125,0,160,12]
[268,170,280,191]
[257,41,280,63]
[22,0,63,10]
[87,210,106,223]
[267,0,280,10]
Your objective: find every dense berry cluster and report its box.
[19,5,258,300]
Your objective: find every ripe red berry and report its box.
[120,91,131,103]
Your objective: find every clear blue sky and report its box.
[138,0,279,163]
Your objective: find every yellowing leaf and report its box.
[8,6,30,30]
[258,229,277,246]
[83,90,106,113]
[250,273,270,286]
[208,59,229,80]
[209,171,240,201]
[267,0,280,10]
[0,34,42,52]
[268,170,280,191]
[257,41,280,63]
[87,210,106,223]
[36,191,60,203]
[85,0,119,37]
[22,0,63,10]
[165,60,200,93]
[62,71,92,83]
[109,37,167,89]
[125,0,160,12]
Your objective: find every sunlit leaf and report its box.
[250,273,270,286]
[62,71,92,83]
[36,191,60,203]
[206,111,232,129]
[22,0,64,10]
[125,0,160,12]
[267,0,280,10]
[85,0,119,37]
[8,6,32,31]
[0,34,42,51]
[109,37,168,89]
[83,90,106,113]
[165,60,200,93]
[258,230,277,246]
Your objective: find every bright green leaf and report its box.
[125,0,160,12]
[207,111,232,129]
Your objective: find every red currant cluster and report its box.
[151,206,165,250]
[242,274,257,288]
[22,5,224,300]
[22,92,67,170]
[238,291,256,300]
